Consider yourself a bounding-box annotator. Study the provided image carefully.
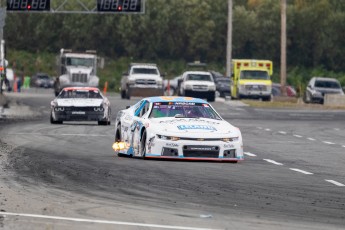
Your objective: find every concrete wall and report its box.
[324,94,345,106]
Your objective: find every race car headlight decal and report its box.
[221,137,239,142]
[94,107,104,112]
[157,135,180,141]
[54,107,64,111]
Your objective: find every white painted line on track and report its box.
[278,131,287,135]
[263,159,283,166]
[325,180,345,187]
[289,168,313,175]
[0,212,219,230]
[60,134,109,137]
[293,134,303,138]
[323,141,335,145]
[307,138,316,141]
[342,145,345,148]
[244,152,257,157]
[10,133,110,137]
[265,128,271,131]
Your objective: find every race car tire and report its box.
[50,113,62,124]
[140,130,147,159]
[115,124,121,142]
[98,121,108,126]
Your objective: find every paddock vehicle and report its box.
[54,49,101,96]
[303,77,344,104]
[120,63,164,99]
[231,59,273,101]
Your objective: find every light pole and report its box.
[226,0,233,78]
[0,6,5,94]
[280,0,287,96]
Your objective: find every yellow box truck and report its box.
[230,59,273,101]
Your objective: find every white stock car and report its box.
[50,87,111,125]
[113,96,244,162]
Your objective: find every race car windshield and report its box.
[150,102,221,120]
[58,90,102,99]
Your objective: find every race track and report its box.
[0,89,344,230]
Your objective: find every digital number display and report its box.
[7,0,50,11]
[97,0,143,13]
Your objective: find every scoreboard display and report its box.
[97,0,143,13]
[7,0,50,11]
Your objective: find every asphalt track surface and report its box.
[0,89,345,230]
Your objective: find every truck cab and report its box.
[54,49,100,96]
[178,71,216,102]
[120,63,164,99]
[231,59,273,101]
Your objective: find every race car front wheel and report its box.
[140,130,147,159]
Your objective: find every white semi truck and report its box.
[54,49,101,96]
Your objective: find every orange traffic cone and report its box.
[13,76,18,92]
[103,81,108,95]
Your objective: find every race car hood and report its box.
[149,117,239,136]
[55,98,103,107]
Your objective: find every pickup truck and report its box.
[178,71,216,102]
[120,63,164,99]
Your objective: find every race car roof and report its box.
[145,96,208,104]
[63,87,99,91]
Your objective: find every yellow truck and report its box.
[230,59,273,101]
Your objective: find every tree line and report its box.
[4,0,345,87]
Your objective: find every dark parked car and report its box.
[33,73,54,88]
[303,77,344,104]
[215,77,231,98]
[272,83,297,97]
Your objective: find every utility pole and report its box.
[226,0,233,77]
[280,0,287,96]
[0,4,5,94]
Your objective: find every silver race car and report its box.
[50,87,111,125]
[113,96,243,162]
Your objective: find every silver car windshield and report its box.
[315,81,341,89]
[149,102,221,120]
